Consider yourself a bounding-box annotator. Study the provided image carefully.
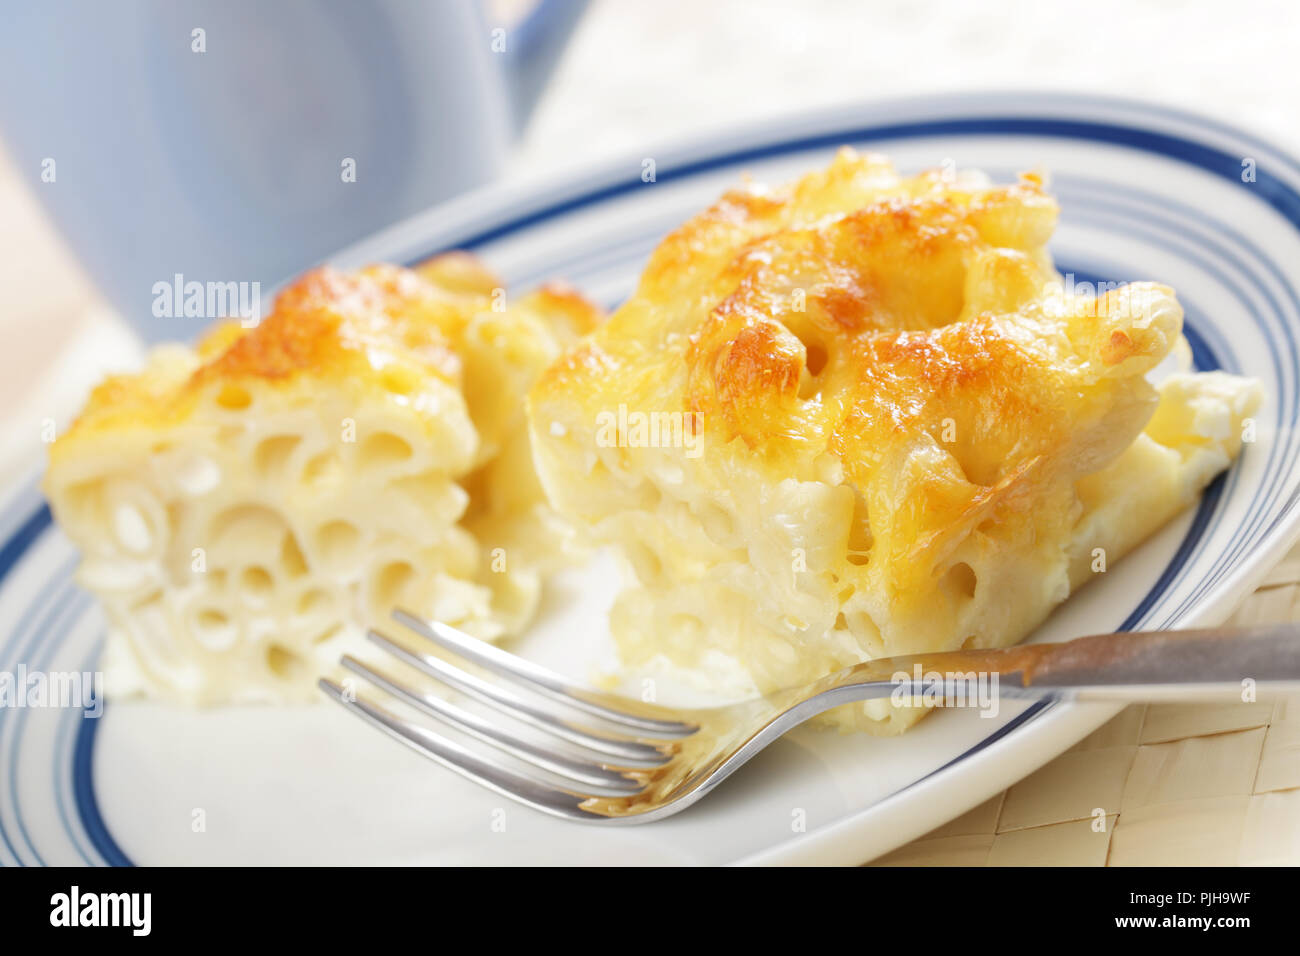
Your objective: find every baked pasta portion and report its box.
[45,255,600,704]
[528,149,1261,734]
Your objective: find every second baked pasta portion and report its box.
[528,149,1261,734]
[45,255,601,704]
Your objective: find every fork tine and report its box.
[392,608,695,737]
[368,629,671,767]
[339,655,643,795]
[319,678,611,822]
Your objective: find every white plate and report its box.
[4,92,1300,866]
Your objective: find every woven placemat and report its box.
[870,540,1300,866]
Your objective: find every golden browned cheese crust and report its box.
[58,260,598,458]
[535,154,1097,595]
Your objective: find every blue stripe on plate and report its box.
[0,505,59,864]
[409,117,1300,261]
[53,638,100,865]
[8,587,91,865]
[72,705,131,866]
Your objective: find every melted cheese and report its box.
[528,150,1261,733]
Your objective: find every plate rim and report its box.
[7,90,1300,866]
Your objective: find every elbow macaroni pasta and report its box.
[528,150,1261,734]
[45,255,601,704]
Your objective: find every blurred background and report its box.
[2,0,1297,489]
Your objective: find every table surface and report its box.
[3,0,1298,865]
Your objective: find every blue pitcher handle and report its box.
[500,0,589,129]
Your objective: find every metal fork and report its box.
[319,612,1300,824]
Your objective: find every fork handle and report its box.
[827,624,1300,703]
